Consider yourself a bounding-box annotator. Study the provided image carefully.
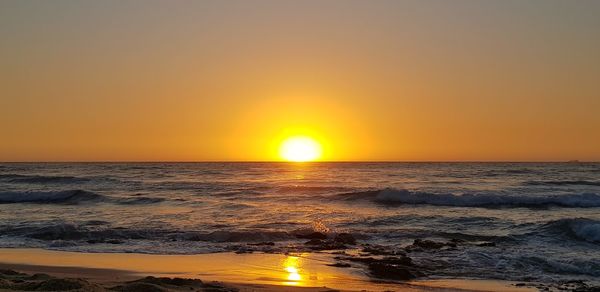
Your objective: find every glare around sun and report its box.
[279,136,322,162]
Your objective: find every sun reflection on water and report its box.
[283,256,302,285]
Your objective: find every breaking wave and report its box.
[0,190,163,205]
[542,218,600,243]
[0,222,294,243]
[0,190,104,204]
[0,223,171,241]
[179,230,293,242]
[513,256,600,277]
[337,188,600,208]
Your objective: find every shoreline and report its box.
[0,248,534,291]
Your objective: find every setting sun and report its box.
[279,136,322,162]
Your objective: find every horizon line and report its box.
[0,160,595,163]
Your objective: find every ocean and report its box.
[0,162,599,284]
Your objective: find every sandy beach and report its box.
[0,248,538,291]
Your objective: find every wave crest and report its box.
[0,190,164,205]
[337,188,600,208]
[1,223,293,243]
[543,218,600,243]
[1,223,169,241]
[0,190,104,204]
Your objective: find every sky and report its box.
[1,0,599,162]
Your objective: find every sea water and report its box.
[0,162,599,283]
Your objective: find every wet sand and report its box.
[0,248,534,291]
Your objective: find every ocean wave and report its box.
[0,222,293,243]
[0,190,164,205]
[481,168,536,177]
[180,230,293,242]
[336,188,600,208]
[542,218,600,243]
[116,196,165,205]
[505,168,535,174]
[6,223,171,241]
[0,174,91,184]
[524,180,600,186]
[0,190,104,204]
[2,219,342,243]
[515,256,600,277]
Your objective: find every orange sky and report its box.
[1,1,599,162]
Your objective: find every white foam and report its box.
[569,219,600,243]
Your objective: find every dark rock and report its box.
[117,276,210,291]
[406,239,456,251]
[107,239,125,244]
[247,242,275,246]
[0,279,10,288]
[296,232,327,240]
[361,246,388,255]
[413,239,445,249]
[0,269,234,292]
[133,276,203,286]
[337,256,376,264]
[307,241,347,251]
[165,278,203,286]
[528,280,600,292]
[334,233,356,245]
[0,272,92,291]
[575,287,600,292]
[27,273,53,280]
[335,254,421,281]
[304,239,324,245]
[111,282,167,292]
[0,269,25,276]
[477,242,496,247]
[303,237,348,250]
[327,262,351,268]
[405,246,423,253]
[380,256,413,266]
[361,245,405,256]
[29,278,85,291]
[368,262,416,280]
[337,256,413,267]
[204,282,239,291]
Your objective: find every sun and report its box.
[279,136,322,162]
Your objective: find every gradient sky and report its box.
[1,0,599,161]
